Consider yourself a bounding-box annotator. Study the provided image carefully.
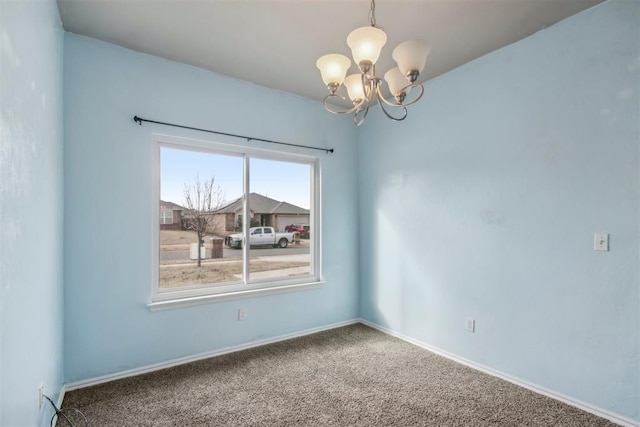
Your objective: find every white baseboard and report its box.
[358,318,639,427]
[64,319,359,391]
[57,386,65,409]
[47,385,66,426]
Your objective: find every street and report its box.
[160,245,310,261]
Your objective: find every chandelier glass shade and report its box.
[316,0,430,126]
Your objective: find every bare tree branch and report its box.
[182,173,224,267]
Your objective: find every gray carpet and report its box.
[60,324,615,426]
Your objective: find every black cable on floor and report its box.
[44,394,88,427]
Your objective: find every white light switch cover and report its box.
[594,233,609,251]
[465,318,475,333]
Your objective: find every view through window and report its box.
[158,142,315,297]
[249,158,312,279]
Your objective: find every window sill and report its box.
[147,280,324,312]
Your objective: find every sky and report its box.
[161,146,312,210]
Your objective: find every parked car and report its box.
[285,224,310,239]
[225,226,297,249]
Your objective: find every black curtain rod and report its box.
[133,116,334,154]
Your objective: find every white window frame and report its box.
[149,133,323,311]
[160,210,174,225]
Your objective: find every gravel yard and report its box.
[160,260,310,288]
[160,230,309,287]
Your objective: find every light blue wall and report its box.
[0,0,65,425]
[359,0,639,421]
[63,34,359,383]
[6,0,636,424]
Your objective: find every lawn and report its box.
[160,260,310,288]
[161,229,212,248]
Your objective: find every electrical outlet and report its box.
[466,318,475,333]
[238,308,247,321]
[39,383,44,409]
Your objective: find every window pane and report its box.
[248,158,312,281]
[153,136,321,305]
[160,146,243,289]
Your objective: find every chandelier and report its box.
[316,0,430,126]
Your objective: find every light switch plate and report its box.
[465,318,475,333]
[594,233,609,251]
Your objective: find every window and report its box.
[160,210,173,225]
[150,135,321,310]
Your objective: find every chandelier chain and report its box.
[369,0,376,27]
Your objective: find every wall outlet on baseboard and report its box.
[466,318,475,333]
[238,308,247,321]
[39,383,44,409]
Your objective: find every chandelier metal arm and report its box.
[399,82,425,107]
[353,104,370,126]
[377,99,407,121]
[374,86,407,121]
[361,72,377,102]
[376,81,425,108]
[322,93,366,115]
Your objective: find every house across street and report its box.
[160,192,310,237]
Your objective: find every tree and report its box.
[182,174,224,267]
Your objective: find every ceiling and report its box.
[56,0,603,102]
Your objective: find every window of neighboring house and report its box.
[150,135,321,310]
[160,210,173,225]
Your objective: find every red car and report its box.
[285,224,310,239]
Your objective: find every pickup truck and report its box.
[224,227,297,249]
